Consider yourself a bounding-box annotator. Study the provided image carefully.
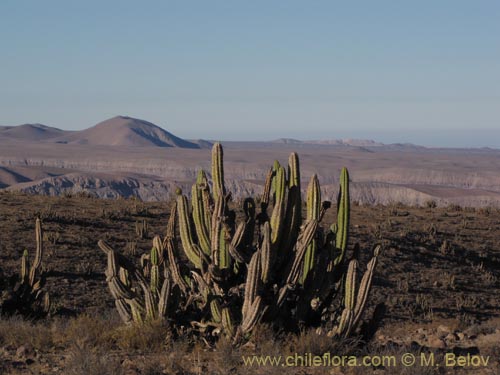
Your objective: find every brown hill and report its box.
[53,116,200,148]
[0,123,66,141]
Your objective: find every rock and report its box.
[241,341,256,351]
[121,358,136,370]
[445,333,457,342]
[437,325,451,335]
[15,344,34,359]
[428,337,446,349]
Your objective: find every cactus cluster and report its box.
[100,143,381,342]
[0,218,50,317]
[99,233,171,324]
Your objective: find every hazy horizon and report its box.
[1,1,499,148]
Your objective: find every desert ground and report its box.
[0,118,499,374]
[0,192,498,374]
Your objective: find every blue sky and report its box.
[1,1,499,147]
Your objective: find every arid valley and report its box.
[2,116,500,208]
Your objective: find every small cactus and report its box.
[0,218,50,318]
[135,219,148,239]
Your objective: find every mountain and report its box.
[52,116,200,148]
[0,123,66,141]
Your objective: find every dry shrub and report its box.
[112,319,171,352]
[248,323,283,357]
[162,333,198,374]
[0,316,54,349]
[64,341,124,375]
[210,335,241,375]
[61,314,117,349]
[139,358,167,375]
[284,328,360,357]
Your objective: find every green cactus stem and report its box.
[212,143,225,200]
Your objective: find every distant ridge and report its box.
[272,138,385,147]
[191,139,214,149]
[53,116,200,148]
[0,123,66,141]
[272,138,304,145]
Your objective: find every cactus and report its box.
[335,167,350,265]
[135,219,148,239]
[301,174,320,284]
[0,218,50,318]
[100,143,381,344]
[99,236,173,324]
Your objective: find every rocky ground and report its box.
[0,191,499,374]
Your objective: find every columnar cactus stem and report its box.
[277,219,318,307]
[335,168,350,265]
[282,152,302,256]
[177,192,204,269]
[210,298,222,323]
[166,237,189,295]
[222,307,235,337]
[218,226,231,269]
[29,218,43,286]
[259,222,272,284]
[21,249,29,283]
[242,251,262,318]
[199,171,213,231]
[301,175,320,284]
[192,176,211,256]
[351,245,381,331]
[150,246,160,293]
[166,202,177,240]
[260,167,273,210]
[334,244,381,338]
[270,166,286,245]
[157,277,171,317]
[211,195,224,267]
[241,296,265,335]
[212,142,225,200]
